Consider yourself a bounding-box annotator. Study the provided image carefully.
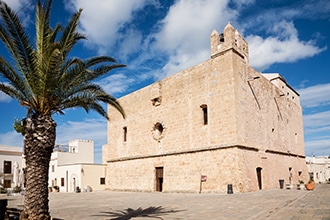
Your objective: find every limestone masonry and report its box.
[103,23,308,193]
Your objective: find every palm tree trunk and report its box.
[21,114,56,220]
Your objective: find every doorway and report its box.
[155,167,163,192]
[256,167,262,190]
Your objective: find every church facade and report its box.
[102,23,308,193]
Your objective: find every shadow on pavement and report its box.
[94,206,184,220]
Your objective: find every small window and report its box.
[200,104,208,125]
[123,126,127,142]
[219,33,224,42]
[51,165,55,172]
[154,123,164,135]
[100,177,105,185]
[61,178,65,187]
[152,97,161,106]
[152,122,166,141]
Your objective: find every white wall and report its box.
[0,145,23,188]
[50,164,106,192]
[52,140,94,166]
[306,156,330,183]
[80,164,107,191]
[48,139,106,192]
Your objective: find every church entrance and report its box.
[155,167,163,192]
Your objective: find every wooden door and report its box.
[155,167,163,192]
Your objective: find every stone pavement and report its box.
[4,184,330,220]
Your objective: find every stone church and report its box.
[102,23,308,193]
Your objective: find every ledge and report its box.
[211,48,245,60]
[106,144,258,163]
[265,149,305,158]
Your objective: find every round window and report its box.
[152,122,165,141]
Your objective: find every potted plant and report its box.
[12,186,22,194]
[0,187,7,194]
[53,186,59,192]
[305,178,315,190]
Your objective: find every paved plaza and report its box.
[4,184,330,219]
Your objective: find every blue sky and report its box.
[0,0,329,164]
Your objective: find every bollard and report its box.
[0,199,8,220]
[227,184,233,194]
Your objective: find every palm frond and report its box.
[59,8,85,59]
[0,2,34,74]
[0,56,26,94]
[0,0,126,120]
[56,83,125,118]
[0,1,37,101]
[58,56,126,93]
[0,82,24,101]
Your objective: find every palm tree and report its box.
[0,0,125,219]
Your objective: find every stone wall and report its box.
[105,146,307,193]
[103,23,308,193]
[106,147,241,193]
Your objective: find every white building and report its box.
[0,145,23,188]
[306,156,330,183]
[48,139,107,192]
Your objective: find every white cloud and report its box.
[2,0,27,11]
[116,28,143,61]
[0,131,23,147]
[238,0,330,34]
[0,117,107,163]
[154,0,230,53]
[305,126,330,135]
[157,51,209,79]
[65,0,149,53]
[0,92,12,102]
[56,118,107,145]
[303,110,330,129]
[299,83,330,156]
[56,118,108,163]
[152,0,235,78]
[304,138,330,156]
[298,83,330,108]
[2,0,32,26]
[231,0,256,8]
[247,21,326,71]
[98,73,135,96]
[64,0,327,84]
[66,0,238,80]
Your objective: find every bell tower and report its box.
[210,22,249,64]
